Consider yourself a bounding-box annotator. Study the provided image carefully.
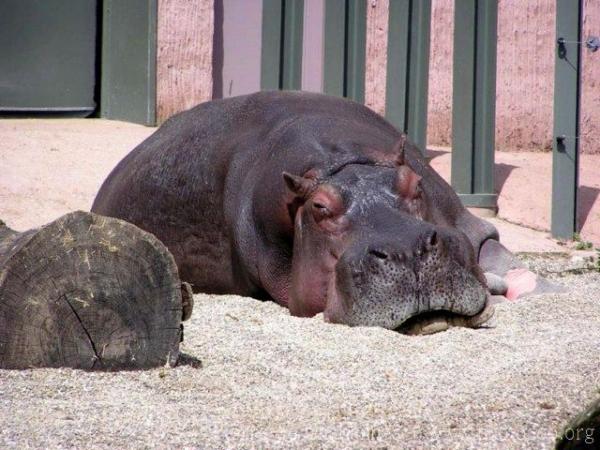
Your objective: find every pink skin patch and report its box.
[504,268,537,300]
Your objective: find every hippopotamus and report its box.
[92,91,551,333]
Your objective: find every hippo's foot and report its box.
[485,268,566,301]
[485,272,509,296]
[480,239,567,301]
[398,299,496,335]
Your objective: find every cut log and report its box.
[0,211,185,370]
[556,397,600,450]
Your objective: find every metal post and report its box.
[323,0,366,101]
[385,0,431,153]
[346,0,366,103]
[281,0,304,90]
[261,0,283,90]
[551,0,582,239]
[101,0,157,125]
[261,0,303,91]
[451,0,498,211]
[323,0,346,97]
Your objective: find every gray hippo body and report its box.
[92,91,536,330]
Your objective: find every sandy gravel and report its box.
[1,118,600,449]
[1,257,599,449]
[0,119,154,232]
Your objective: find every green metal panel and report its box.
[406,0,431,152]
[451,0,476,195]
[457,193,498,208]
[472,0,497,201]
[551,0,582,239]
[323,0,347,97]
[323,0,366,101]
[261,0,304,90]
[0,0,97,114]
[346,0,366,103]
[451,0,498,209]
[101,0,157,125]
[282,0,304,89]
[385,0,431,152]
[261,0,284,90]
[385,0,410,135]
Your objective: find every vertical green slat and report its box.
[101,0,157,125]
[451,0,498,209]
[451,0,476,195]
[281,0,304,89]
[323,0,347,97]
[472,0,497,196]
[406,0,431,152]
[386,0,431,153]
[148,1,157,124]
[261,0,303,91]
[261,0,283,90]
[346,0,366,102]
[385,0,411,137]
[551,0,582,238]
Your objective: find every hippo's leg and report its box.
[479,239,566,300]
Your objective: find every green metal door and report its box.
[0,0,97,115]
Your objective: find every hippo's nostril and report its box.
[424,231,438,252]
[429,231,438,247]
[369,249,389,260]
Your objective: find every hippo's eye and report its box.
[313,202,328,212]
[309,189,346,230]
[312,202,331,219]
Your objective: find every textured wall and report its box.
[494,0,555,152]
[581,0,600,155]
[365,0,389,116]
[366,0,600,153]
[155,0,600,152]
[425,0,558,152]
[156,0,214,123]
[426,0,454,147]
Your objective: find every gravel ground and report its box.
[1,119,599,448]
[1,256,599,449]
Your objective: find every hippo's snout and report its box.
[325,227,489,330]
[367,230,439,264]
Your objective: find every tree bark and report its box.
[0,211,185,370]
[556,397,600,449]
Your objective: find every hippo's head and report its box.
[282,143,493,332]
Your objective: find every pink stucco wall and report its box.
[425,0,600,153]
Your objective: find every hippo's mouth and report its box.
[395,300,495,335]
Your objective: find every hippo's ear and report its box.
[396,165,422,200]
[283,172,317,199]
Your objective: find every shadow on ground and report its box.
[177,353,203,368]
[494,163,518,194]
[578,185,600,233]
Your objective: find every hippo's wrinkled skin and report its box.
[92,91,540,330]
